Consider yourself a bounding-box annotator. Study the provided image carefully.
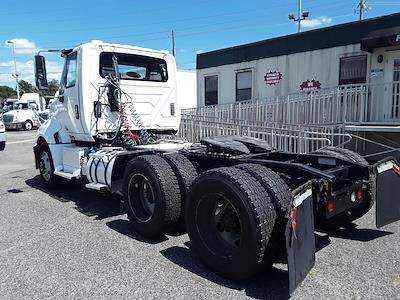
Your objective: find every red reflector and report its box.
[327,201,334,213]
[393,163,400,176]
[357,190,363,200]
[291,207,298,239]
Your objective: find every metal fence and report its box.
[179,114,347,154]
[183,81,400,125]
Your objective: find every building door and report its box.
[384,53,400,122]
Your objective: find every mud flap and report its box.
[285,182,315,295]
[375,159,400,228]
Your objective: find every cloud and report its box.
[196,49,204,55]
[4,38,40,54]
[0,59,63,86]
[302,16,332,29]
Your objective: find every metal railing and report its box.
[184,81,400,126]
[179,114,347,154]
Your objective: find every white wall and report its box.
[197,43,367,106]
[177,69,197,110]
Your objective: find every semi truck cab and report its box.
[35,40,180,144]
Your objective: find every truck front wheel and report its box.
[123,155,181,238]
[38,143,60,189]
[185,167,277,280]
[23,120,33,131]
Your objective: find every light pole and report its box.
[6,40,20,100]
[289,0,309,33]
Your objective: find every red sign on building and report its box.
[264,71,282,85]
[299,79,321,92]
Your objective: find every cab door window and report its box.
[62,52,77,88]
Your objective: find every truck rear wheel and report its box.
[314,147,374,229]
[38,143,60,189]
[123,155,181,238]
[185,167,276,280]
[234,164,291,262]
[162,153,198,232]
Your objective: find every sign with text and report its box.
[300,79,321,92]
[264,71,282,85]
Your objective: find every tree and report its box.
[18,80,37,94]
[42,79,60,97]
[0,86,17,106]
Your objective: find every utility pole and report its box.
[297,0,302,33]
[357,0,368,20]
[171,30,176,57]
[289,0,309,33]
[6,40,20,100]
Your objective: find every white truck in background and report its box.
[32,40,400,294]
[2,93,46,130]
[0,120,5,150]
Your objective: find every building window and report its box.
[339,55,367,85]
[236,70,252,101]
[205,75,218,106]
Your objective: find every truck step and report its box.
[85,183,109,191]
[54,169,80,180]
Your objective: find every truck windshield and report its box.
[99,52,168,82]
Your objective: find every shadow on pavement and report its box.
[161,245,290,300]
[319,226,393,242]
[25,175,125,220]
[106,219,168,244]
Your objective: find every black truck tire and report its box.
[162,153,198,232]
[324,147,369,166]
[234,163,291,263]
[234,163,291,216]
[314,147,374,229]
[325,146,376,208]
[38,142,60,189]
[123,155,181,238]
[185,167,276,280]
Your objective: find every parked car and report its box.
[0,120,5,150]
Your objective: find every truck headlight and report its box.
[0,124,4,130]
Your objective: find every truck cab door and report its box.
[58,51,84,139]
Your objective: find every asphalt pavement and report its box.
[0,130,399,299]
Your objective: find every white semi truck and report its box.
[2,93,46,130]
[33,40,400,294]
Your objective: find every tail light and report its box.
[327,201,334,213]
[357,190,363,201]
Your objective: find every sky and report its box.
[0,0,399,87]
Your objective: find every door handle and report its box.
[75,105,79,119]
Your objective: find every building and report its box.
[195,13,400,159]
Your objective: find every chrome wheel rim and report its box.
[39,151,51,181]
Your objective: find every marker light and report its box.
[351,192,356,203]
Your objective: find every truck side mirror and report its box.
[94,101,102,118]
[34,55,49,90]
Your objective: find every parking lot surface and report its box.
[0,131,399,299]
